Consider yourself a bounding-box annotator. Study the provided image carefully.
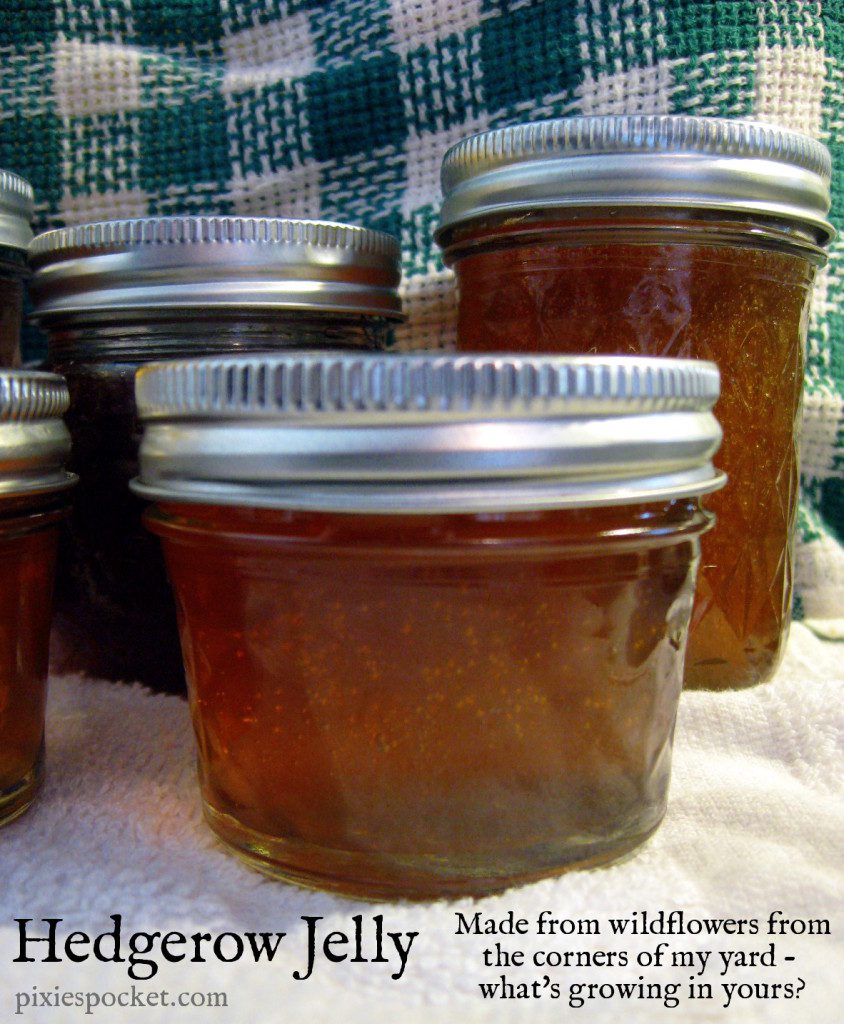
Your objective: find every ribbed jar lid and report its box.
[0,371,76,498]
[132,353,724,514]
[0,170,34,252]
[437,115,834,245]
[29,216,404,323]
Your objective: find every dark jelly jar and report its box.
[28,217,403,690]
[133,352,724,900]
[0,371,75,826]
[436,115,833,690]
[0,170,34,367]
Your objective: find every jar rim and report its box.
[131,352,725,514]
[437,115,834,247]
[438,207,830,266]
[0,371,76,498]
[29,216,404,322]
[0,169,33,252]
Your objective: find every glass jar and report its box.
[0,371,75,826]
[133,352,724,899]
[0,170,34,367]
[28,217,403,690]
[437,116,833,690]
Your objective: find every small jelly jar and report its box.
[436,115,833,690]
[133,353,724,899]
[0,371,75,826]
[0,170,34,367]
[28,217,402,689]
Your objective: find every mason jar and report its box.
[28,217,403,689]
[0,170,34,367]
[133,352,723,899]
[0,371,75,825]
[436,115,833,690]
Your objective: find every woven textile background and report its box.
[0,0,842,624]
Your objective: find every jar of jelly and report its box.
[0,371,75,826]
[436,115,833,690]
[0,170,34,367]
[133,352,723,899]
[28,217,402,690]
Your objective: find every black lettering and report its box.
[93,916,124,964]
[190,932,212,962]
[389,930,417,980]
[64,932,90,963]
[160,932,187,963]
[323,931,348,963]
[294,916,321,981]
[14,919,62,963]
[455,912,482,935]
[244,932,286,962]
[213,933,245,963]
[127,931,161,981]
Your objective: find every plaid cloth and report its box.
[0,0,842,626]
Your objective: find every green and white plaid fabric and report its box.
[1,0,842,626]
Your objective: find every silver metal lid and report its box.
[132,353,724,514]
[437,115,834,245]
[0,170,34,252]
[28,216,403,323]
[0,371,76,498]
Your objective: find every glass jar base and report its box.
[204,802,663,901]
[684,638,785,689]
[0,761,43,828]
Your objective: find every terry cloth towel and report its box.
[0,0,842,629]
[0,623,841,1024]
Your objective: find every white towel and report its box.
[0,624,841,1024]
